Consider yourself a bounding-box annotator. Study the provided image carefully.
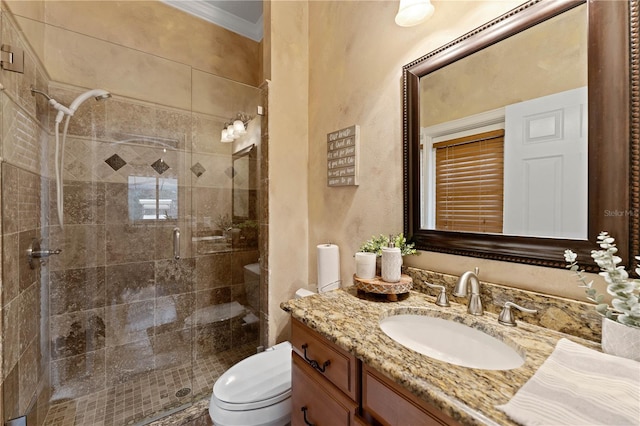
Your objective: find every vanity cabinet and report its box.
[291,318,460,426]
[362,364,459,426]
[292,354,360,425]
[291,317,359,400]
[291,317,360,425]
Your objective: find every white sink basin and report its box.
[379,314,524,370]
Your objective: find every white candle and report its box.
[381,247,402,283]
[355,252,377,279]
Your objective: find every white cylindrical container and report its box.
[355,252,377,279]
[381,247,402,283]
[317,243,340,293]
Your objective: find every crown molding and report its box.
[162,0,263,42]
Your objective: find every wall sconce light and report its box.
[233,119,247,136]
[220,112,252,143]
[395,0,434,27]
[221,128,234,143]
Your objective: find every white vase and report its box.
[601,317,640,361]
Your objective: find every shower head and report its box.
[68,89,111,113]
[46,88,111,123]
[31,86,111,119]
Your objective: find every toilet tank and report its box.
[244,262,260,280]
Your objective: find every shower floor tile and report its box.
[43,343,257,426]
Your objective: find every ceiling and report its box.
[162,0,264,42]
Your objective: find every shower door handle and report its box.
[173,227,180,260]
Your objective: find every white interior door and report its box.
[503,86,587,238]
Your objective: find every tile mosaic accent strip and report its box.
[190,162,206,178]
[105,154,127,171]
[151,159,170,175]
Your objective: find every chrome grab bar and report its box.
[173,227,180,260]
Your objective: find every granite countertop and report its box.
[281,287,600,426]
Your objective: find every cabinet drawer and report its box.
[362,364,460,426]
[292,353,358,426]
[291,318,359,400]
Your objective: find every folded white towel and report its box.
[497,338,640,425]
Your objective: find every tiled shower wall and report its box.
[44,86,261,404]
[1,5,53,425]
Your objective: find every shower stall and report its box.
[0,3,267,425]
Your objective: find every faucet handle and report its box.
[498,301,537,326]
[425,283,450,307]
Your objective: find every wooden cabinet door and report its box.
[292,353,358,426]
[291,318,359,400]
[362,365,461,426]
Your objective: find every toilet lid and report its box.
[213,343,291,410]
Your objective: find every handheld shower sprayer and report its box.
[30,86,111,228]
[63,89,111,122]
[31,86,111,122]
[31,87,111,123]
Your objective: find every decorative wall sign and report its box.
[327,125,359,187]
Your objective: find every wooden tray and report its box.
[353,274,413,301]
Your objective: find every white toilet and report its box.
[209,287,339,426]
[209,250,341,426]
[209,341,293,426]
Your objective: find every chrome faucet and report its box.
[453,267,483,315]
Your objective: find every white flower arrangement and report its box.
[564,231,640,329]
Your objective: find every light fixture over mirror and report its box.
[220,112,253,143]
[395,0,434,27]
[221,128,234,143]
[233,119,247,136]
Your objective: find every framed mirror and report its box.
[232,144,257,223]
[403,0,639,270]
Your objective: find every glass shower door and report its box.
[0,60,263,426]
[42,85,197,424]
[188,76,263,405]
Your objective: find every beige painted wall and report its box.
[5,0,260,90]
[267,0,310,343]
[5,0,261,113]
[263,0,606,346]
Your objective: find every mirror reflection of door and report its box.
[503,87,587,238]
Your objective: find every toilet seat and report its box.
[213,342,292,411]
[213,389,291,411]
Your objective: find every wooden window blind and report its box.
[434,129,504,233]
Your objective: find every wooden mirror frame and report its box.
[232,144,258,224]
[403,0,639,270]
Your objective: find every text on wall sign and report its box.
[327,125,359,187]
